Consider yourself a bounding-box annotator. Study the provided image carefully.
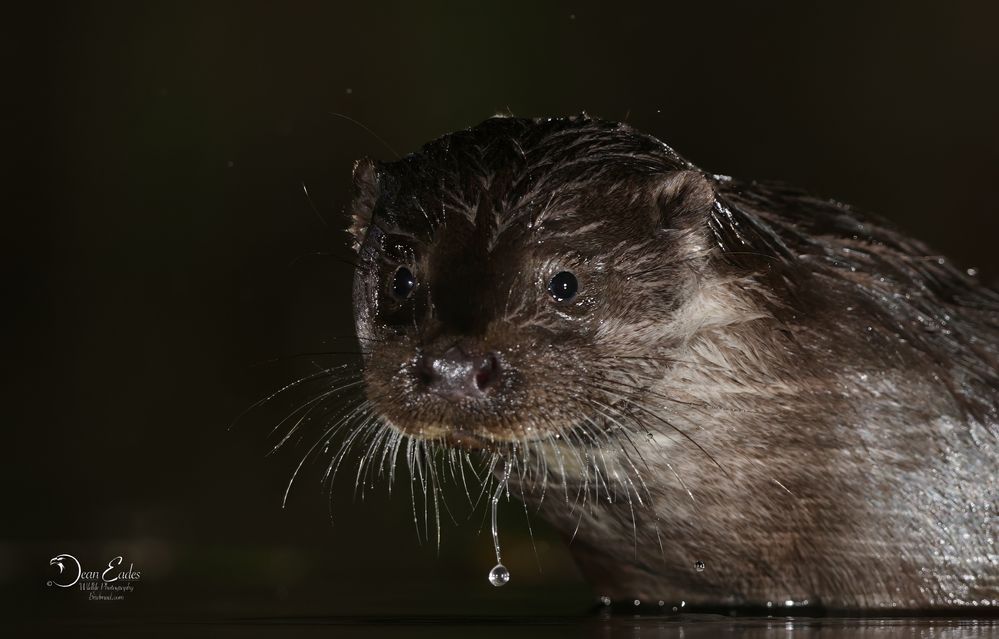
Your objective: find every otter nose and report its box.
[415,347,500,399]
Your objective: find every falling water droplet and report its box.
[488,564,510,587]
[694,560,705,572]
[600,596,611,606]
[488,461,512,587]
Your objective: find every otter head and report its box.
[349,116,718,450]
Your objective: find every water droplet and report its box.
[488,462,512,586]
[967,267,979,277]
[600,595,611,606]
[658,600,665,606]
[784,599,794,607]
[488,564,510,587]
[633,599,640,606]
[694,560,705,572]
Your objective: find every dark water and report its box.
[21,615,999,638]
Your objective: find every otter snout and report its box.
[415,346,501,400]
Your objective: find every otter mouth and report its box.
[391,415,607,453]
[410,422,542,451]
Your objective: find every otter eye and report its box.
[547,271,578,302]
[391,266,417,300]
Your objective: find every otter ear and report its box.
[348,157,379,252]
[653,170,715,231]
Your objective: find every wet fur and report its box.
[341,115,999,611]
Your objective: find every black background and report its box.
[6,0,999,624]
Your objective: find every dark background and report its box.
[5,0,999,626]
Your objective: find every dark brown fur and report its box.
[345,115,999,612]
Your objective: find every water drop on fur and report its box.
[694,560,705,572]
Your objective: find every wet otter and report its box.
[344,115,999,612]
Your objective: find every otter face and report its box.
[349,116,715,449]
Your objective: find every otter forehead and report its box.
[364,115,690,249]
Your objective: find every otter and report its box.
[341,115,999,612]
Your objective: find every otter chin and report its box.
[345,114,999,612]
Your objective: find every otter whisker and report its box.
[405,441,424,546]
[428,439,460,547]
[410,439,431,544]
[586,379,728,476]
[615,402,697,504]
[591,364,767,416]
[283,395,369,508]
[473,452,503,538]
[323,403,381,490]
[560,415,611,508]
[378,424,402,482]
[586,384,712,501]
[511,453,543,573]
[578,413,642,557]
[586,402,656,508]
[454,449,478,510]
[229,363,353,431]
[354,416,394,499]
[268,377,365,452]
[381,426,404,493]
[317,334,387,343]
[542,432,572,508]
[250,350,369,368]
[585,401,681,562]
